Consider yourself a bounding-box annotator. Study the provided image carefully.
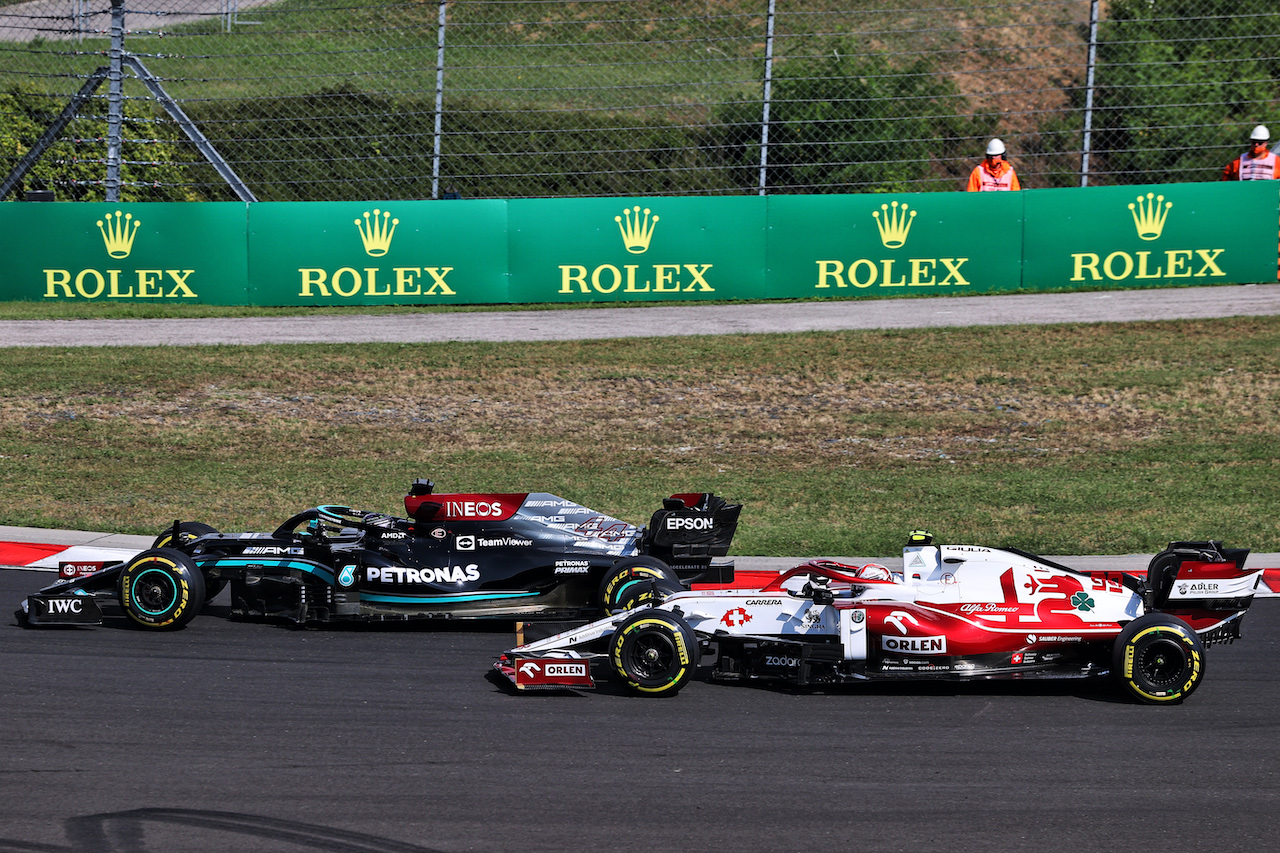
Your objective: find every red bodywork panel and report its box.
[58,561,110,579]
[496,655,595,690]
[404,493,527,522]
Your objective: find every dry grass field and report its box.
[2,316,1278,556]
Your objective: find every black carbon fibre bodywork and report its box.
[20,480,741,628]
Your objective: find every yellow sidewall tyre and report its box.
[609,609,697,697]
[152,522,225,600]
[598,556,677,615]
[613,577,683,613]
[1112,614,1205,704]
[151,521,218,549]
[118,548,206,631]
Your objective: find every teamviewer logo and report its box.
[456,535,475,551]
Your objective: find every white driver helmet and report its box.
[986,138,1006,156]
[1251,124,1270,142]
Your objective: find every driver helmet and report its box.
[857,563,893,581]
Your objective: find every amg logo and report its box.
[243,546,289,555]
[666,517,713,531]
[882,636,947,655]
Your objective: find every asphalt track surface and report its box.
[3,285,1280,852]
[3,567,1280,853]
[4,282,1280,346]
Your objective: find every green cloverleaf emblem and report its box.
[1071,591,1095,611]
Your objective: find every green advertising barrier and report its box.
[1,184,1275,306]
[507,196,769,303]
[1022,181,1279,290]
[0,202,248,305]
[766,192,1024,297]
[247,200,509,306]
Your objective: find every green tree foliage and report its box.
[188,86,737,200]
[711,49,989,193]
[0,87,201,202]
[1093,0,1280,183]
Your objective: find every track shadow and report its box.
[697,672,1132,704]
[0,808,452,853]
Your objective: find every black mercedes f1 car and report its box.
[18,479,741,630]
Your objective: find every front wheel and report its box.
[118,548,206,630]
[1111,614,1205,704]
[609,609,698,697]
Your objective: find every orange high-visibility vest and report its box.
[968,160,1020,191]
[1239,150,1278,180]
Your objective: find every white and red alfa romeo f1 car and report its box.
[493,535,1263,704]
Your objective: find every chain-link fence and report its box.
[1,0,1278,202]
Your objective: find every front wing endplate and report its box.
[502,656,595,690]
[25,594,104,626]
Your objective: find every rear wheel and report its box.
[151,521,218,549]
[151,522,225,600]
[118,548,206,630]
[1112,614,1205,704]
[599,556,679,614]
[609,609,698,697]
[612,577,683,612]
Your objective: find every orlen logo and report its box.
[544,662,588,677]
[882,636,947,655]
[516,659,591,684]
[666,516,713,531]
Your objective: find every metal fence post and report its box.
[1080,0,1100,187]
[758,0,777,196]
[106,0,126,202]
[432,0,448,200]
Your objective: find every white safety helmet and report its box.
[1251,124,1270,142]
[985,138,1006,156]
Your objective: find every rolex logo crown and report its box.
[97,210,140,259]
[615,206,659,254]
[873,201,916,249]
[1128,192,1172,242]
[355,209,398,257]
